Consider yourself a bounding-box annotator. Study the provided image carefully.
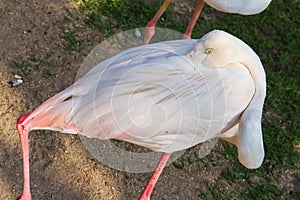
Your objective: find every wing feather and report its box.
[28,39,255,152]
[71,48,254,152]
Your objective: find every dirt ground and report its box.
[0,1,217,199]
[0,0,298,200]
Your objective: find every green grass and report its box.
[75,0,181,37]
[61,30,84,52]
[10,52,65,79]
[11,57,31,75]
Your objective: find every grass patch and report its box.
[61,30,84,52]
[10,52,65,80]
[11,57,31,76]
[74,0,183,37]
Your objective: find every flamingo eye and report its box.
[204,48,213,54]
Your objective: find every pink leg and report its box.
[183,0,205,39]
[17,114,32,200]
[144,0,171,44]
[139,153,171,200]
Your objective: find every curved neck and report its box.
[237,53,266,169]
[242,53,266,112]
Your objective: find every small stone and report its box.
[135,29,142,38]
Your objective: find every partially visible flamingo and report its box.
[144,0,272,43]
[17,30,266,200]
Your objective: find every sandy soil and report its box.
[0,1,219,199]
[0,0,298,200]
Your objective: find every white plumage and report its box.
[22,30,265,167]
[205,0,272,15]
[17,30,266,200]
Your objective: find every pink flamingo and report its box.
[145,0,272,43]
[17,30,266,200]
